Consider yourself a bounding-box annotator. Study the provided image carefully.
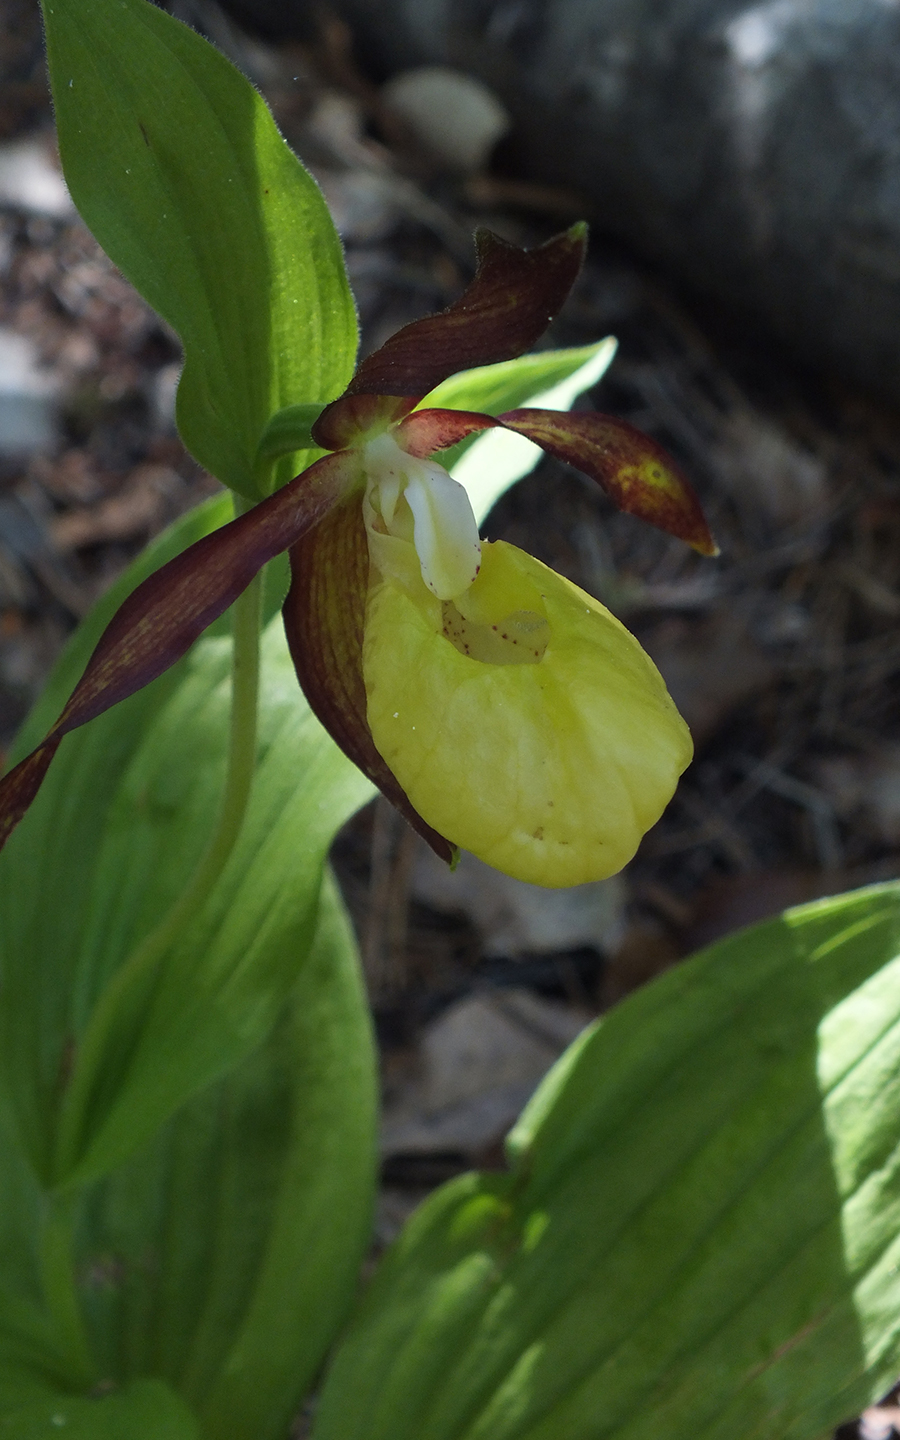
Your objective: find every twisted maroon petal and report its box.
[0,452,357,854]
[498,409,718,556]
[314,226,587,446]
[283,500,454,863]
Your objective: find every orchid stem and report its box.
[51,496,263,1187]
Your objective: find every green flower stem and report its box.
[51,497,263,1187]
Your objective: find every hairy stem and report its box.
[52,498,263,1186]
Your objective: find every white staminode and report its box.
[362,431,481,600]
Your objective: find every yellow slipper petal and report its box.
[363,539,692,887]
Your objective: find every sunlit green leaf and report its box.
[313,883,900,1440]
[41,0,357,498]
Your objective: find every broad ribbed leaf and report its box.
[0,1096,84,1408]
[53,615,371,1188]
[313,883,900,1440]
[0,499,376,1429]
[0,499,232,1179]
[41,0,357,498]
[78,874,376,1440]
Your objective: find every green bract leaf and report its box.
[421,339,616,522]
[0,1379,199,1438]
[312,883,900,1440]
[41,0,357,498]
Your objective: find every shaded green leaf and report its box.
[77,873,376,1440]
[0,1378,199,1438]
[41,0,357,498]
[0,490,377,1426]
[312,883,900,1440]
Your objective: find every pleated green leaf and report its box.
[41,0,357,498]
[313,883,900,1440]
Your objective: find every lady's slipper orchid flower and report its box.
[0,224,715,886]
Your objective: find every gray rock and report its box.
[275,0,900,407]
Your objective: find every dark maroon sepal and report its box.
[396,408,499,458]
[0,452,356,855]
[344,225,588,400]
[498,409,718,556]
[312,393,418,452]
[283,501,454,863]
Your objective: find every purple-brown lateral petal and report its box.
[0,452,356,854]
[0,738,63,853]
[498,409,718,556]
[283,500,455,863]
[343,224,588,400]
[396,408,499,458]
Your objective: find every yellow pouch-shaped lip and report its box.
[363,540,692,888]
